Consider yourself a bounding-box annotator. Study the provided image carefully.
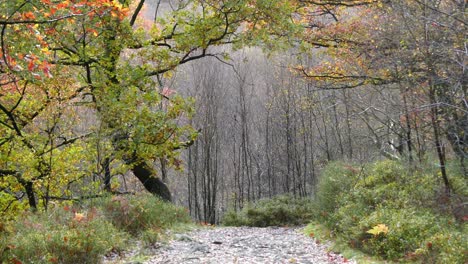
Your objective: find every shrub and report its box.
[1,207,128,264]
[331,197,371,247]
[222,209,249,226]
[222,195,315,227]
[97,194,191,236]
[1,194,193,263]
[315,162,360,218]
[419,228,468,263]
[317,159,467,262]
[358,207,444,260]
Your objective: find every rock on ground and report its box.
[144,226,354,264]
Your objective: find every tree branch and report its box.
[130,0,146,27]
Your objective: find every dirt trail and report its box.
[144,226,354,264]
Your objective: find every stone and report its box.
[142,226,356,264]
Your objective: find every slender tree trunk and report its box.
[429,87,451,195]
[342,90,353,160]
[332,92,344,158]
[103,157,112,192]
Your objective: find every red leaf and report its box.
[11,258,22,264]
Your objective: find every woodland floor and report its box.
[111,226,354,264]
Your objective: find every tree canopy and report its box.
[1,0,465,217]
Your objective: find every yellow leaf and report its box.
[367,224,389,236]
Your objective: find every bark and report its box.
[131,160,172,202]
[429,87,451,195]
[103,157,112,192]
[24,181,37,211]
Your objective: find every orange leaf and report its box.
[28,60,35,71]
[73,212,85,222]
[23,12,35,20]
[57,2,69,9]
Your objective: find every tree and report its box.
[1,0,304,212]
[298,0,467,193]
[0,1,100,212]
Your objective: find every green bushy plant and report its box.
[222,209,249,226]
[315,162,360,219]
[318,159,467,262]
[98,194,191,236]
[223,195,315,227]
[419,227,468,263]
[330,197,371,247]
[1,207,128,264]
[359,207,443,260]
[1,194,193,263]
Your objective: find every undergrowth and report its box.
[222,159,467,263]
[0,193,191,263]
[222,194,315,227]
[313,160,467,263]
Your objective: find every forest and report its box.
[0,0,466,263]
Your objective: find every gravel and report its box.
[143,226,354,264]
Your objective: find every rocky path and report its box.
[144,226,354,264]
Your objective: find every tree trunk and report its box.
[131,160,172,202]
[103,157,112,192]
[24,181,37,211]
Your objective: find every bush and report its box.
[330,198,371,247]
[317,159,468,262]
[222,210,249,226]
[1,193,193,263]
[315,162,360,218]
[419,227,468,263]
[223,195,315,227]
[97,194,191,236]
[359,208,444,260]
[1,207,128,264]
